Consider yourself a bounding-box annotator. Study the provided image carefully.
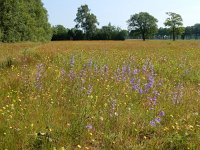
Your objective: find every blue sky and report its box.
[42,0,200,29]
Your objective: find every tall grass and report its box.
[0,41,199,149]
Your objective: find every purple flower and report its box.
[86,124,93,130]
[111,100,117,110]
[159,111,165,117]
[122,65,127,74]
[150,120,156,127]
[150,117,161,127]
[133,69,139,75]
[139,88,143,94]
[68,70,76,80]
[110,100,118,117]
[130,78,140,92]
[142,64,147,72]
[155,117,161,123]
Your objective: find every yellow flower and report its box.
[188,125,193,129]
[60,147,65,150]
[77,145,81,148]
[100,116,104,121]
[164,127,169,131]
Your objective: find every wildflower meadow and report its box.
[0,41,199,149]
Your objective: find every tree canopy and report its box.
[74,4,99,40]
[0,0,52,42]
[164,12,183,41]
[127,12,158,41]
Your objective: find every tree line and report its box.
[52,23,128,41]
[155,24,200,40]
[52,5,200,41]
[0,0,52,42]
[0,2,200,42]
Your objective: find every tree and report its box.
[0,0,52,42]
[193,24,200,39]
[0,28,2,42]
[164,12,183,41]
[52,25,68,41]
[74,4,99,40]
[127,12,158,41]
[185,26,193,39]
[100,23,115,40]
[68,28,84,40]
[176,27,185,39]
[92,23,127,40]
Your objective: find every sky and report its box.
[42,0,200,29]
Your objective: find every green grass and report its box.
[0,41,199,150]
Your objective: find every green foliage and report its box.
[184,24,200,39]
[193,24,200,39]
[164,12,183,41]
[0,0,52,42]
[127,12,158,41]
[74,5,99,39]
[51,23,128,41]
[52,25,68,41]
[156,27,171,39]
[51,26,85,41]
[94,23,128,40]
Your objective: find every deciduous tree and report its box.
[0,0,52,42]
[74,5,99,39]
[127,12,158,41]
[164,12,183,41]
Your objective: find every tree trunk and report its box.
[142,32,145,41]
[173,27,175,41]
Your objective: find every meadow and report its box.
[0,40,199,150]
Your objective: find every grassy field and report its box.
[0,41,199,150]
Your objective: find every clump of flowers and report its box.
[150,111,165,127]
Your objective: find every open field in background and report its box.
[0,41,199,149]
